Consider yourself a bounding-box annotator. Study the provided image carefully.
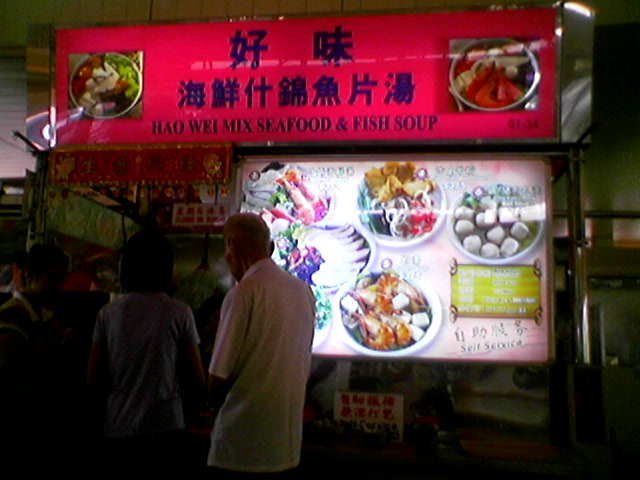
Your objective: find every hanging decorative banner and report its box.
[54,8,559,146]
[48,142,233,185]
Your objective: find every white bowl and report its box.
[335,271,442,357]
[358,179,446,248]
[448,185,545,265]
[449,38,540,112]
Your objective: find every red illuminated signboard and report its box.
[54,8,558,146]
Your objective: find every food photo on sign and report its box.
[336,270,443,357]
[357,162,445,246]
[448,38,541,113]
[68,51,143,119]
[448,183,545,264]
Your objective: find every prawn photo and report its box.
[339,271,433,352]
[242,164,331,227]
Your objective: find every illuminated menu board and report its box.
[239,156,552,363]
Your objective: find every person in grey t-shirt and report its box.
[86,229,206,475]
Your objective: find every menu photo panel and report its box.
[239,155,553,364]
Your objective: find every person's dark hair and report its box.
[26,244,69,278]
[119,230,174,293]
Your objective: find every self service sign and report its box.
[54,7,558,146]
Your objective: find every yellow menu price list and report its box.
[451,264,541,320]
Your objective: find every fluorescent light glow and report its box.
[49,107,57,148]
[564,2,595,18]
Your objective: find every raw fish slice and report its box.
[303,224,350,242]
[334,237,366,251]
[307,235,365,253]
[301,228,329,243]
[320,260,366,273]
[328,224,356,239]
[310,253,368,289]
[321,247,370,264]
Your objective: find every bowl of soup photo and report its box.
[449,38,540,112]
[69,52,142,119]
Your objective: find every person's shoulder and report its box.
[157,292,196,316]
[142,291,188,307]
[169,295,194,312]
[261,260,312,288]
[100,292,129,309]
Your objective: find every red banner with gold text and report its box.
[48,142,233,186]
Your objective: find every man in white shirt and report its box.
[207,212,315,477]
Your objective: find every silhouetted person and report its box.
[0,243,70,473]
[86,230,206,475]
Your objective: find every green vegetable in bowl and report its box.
[105,53,140,100]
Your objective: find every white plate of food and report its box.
[336,270,442,357]
[271,222,375,294]
[449,183,545,264]
[242,163,333,228]
[358,161,446,247]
